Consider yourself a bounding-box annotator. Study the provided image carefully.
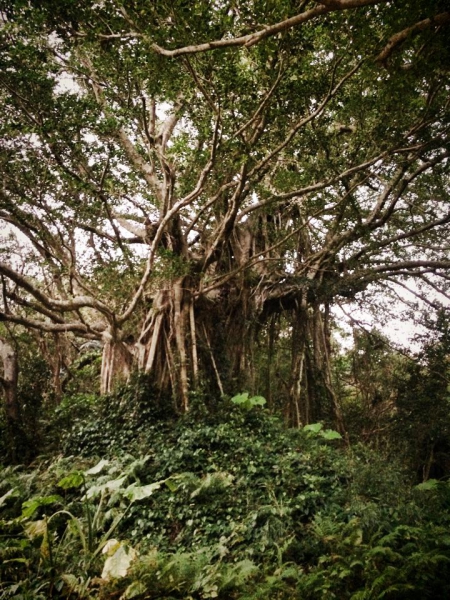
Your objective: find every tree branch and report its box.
[377,12,450,64]
[369,260,450,274]
[150,1,386,57]
[0,262,112,317]
[0,311,98,336]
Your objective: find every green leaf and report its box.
[338,568,352,579]
[165,478,179,493]
[85,459,110,475]
[121,581,147,599]
[231,392,250,405]
[231,392,266,409]
[124,481,163,502]
[86,476,127,499]
[61,574,81,593]
[321,429,342,440]
[250,395,267,406]
[21,495,63,519]
[303,423,323,434]
[101,543,137,580]
[3,557,29,565]
[415,479,439,491]
[58,471,85,490]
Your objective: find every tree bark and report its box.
[0,337,20,423]
[100,335,134,394]
[287,299,346,433]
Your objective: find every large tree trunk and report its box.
[100,334,134,395]
[97,213,346,432]
[0,336,22,462]
[97,262,346,434]
[135,277,195,411]
[288,296,308,427]
[287,300,346,433]
[131,273,256,410]
[0,337,19,424]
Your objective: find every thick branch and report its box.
[150,1,386,57]
[349,212,450,264]
[0,311,97,336]
[0,262,112,317]
[377,12,450,64]
[118,112,221,324]
[368,260,450,274]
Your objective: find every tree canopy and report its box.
[0,0,449,427]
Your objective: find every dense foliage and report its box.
[0,0,449,435]
[0,2,449,596]
[2,383,450,599]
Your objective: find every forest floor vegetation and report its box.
[1,380,450,599]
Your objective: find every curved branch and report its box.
[369,260,450,274]
[0,311,98,336]
[377,12,450,64]
[0,262,112,317]
[150,1,386,58]
[386,278,443,310]
[349,212,450,264]
[118,110,222,324]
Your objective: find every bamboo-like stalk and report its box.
[203,324,224,396]
[189,299,198,384]
[100,340,113,395]
[144,313,163,373]
[173,280,189,411]
[164,330,176,402]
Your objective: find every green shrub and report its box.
[2,381,450,599]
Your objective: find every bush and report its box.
[2,381,450,599]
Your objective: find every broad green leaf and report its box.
[124,481,162,502]
[86,459,110,476]
[321,429,342,440]
[303,423,323,434]
[231,392,266,409]
[415,479,439,491]
[86,476,127,499]
[231,392,249,405]
[58,471,84,490]
[106,476,127,491]
[250,396,266,406]
[101,543,137,580]
[21,495,63,519]
[165,478,179,493]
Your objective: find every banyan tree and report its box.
[1,0,449,431]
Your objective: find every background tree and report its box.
[0,0,449,430]
[392,312,450,480]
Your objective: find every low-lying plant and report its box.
[2,386,450,599]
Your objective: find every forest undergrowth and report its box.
[1,378,450,599]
